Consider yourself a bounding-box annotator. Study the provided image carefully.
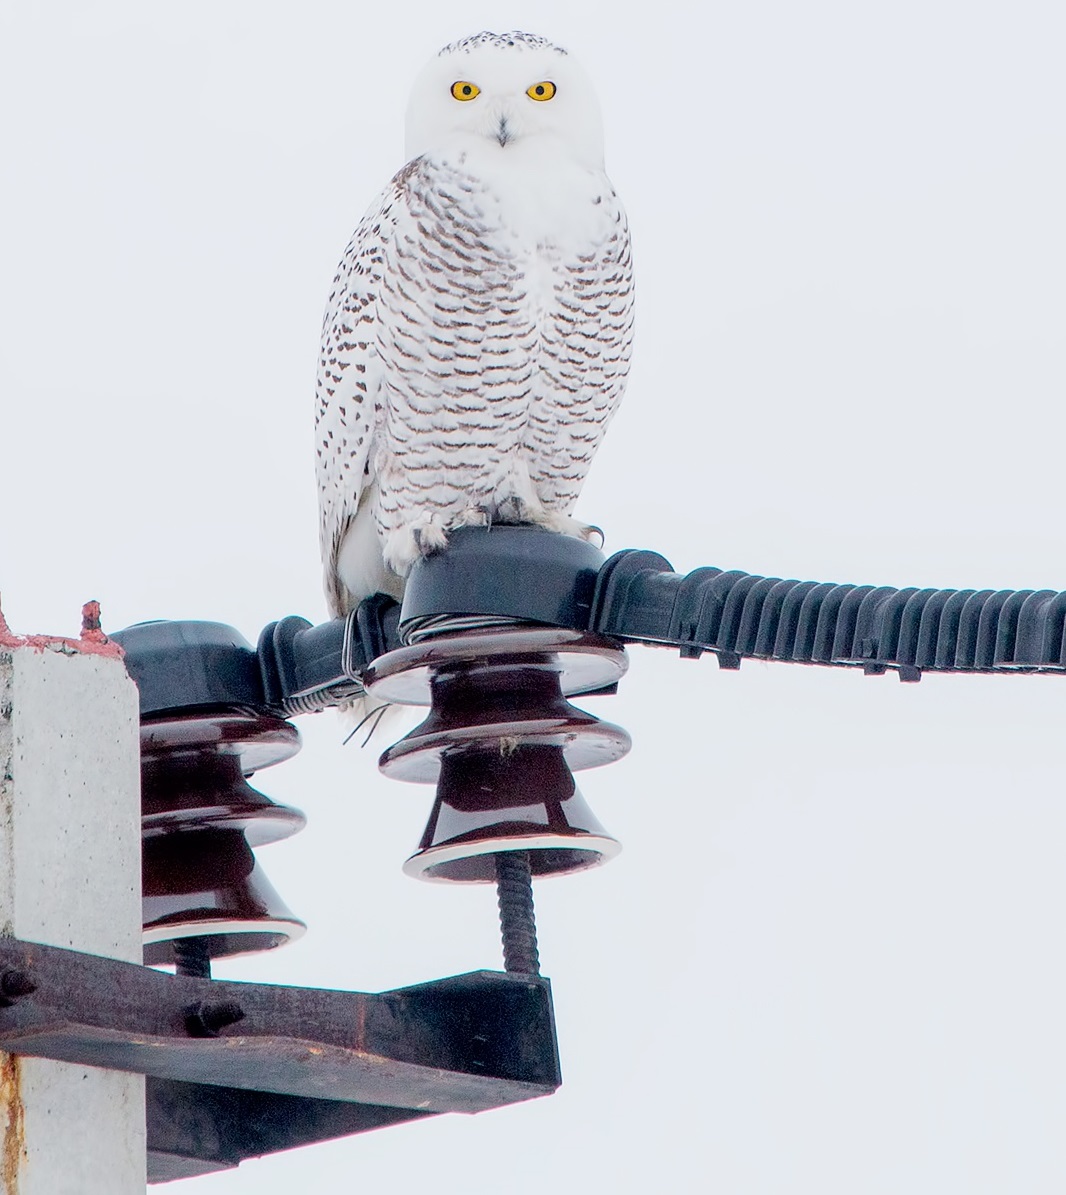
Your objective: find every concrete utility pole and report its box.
[0,603,144,1194]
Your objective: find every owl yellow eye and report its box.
[526,81,556,101]
[450,81,480,101]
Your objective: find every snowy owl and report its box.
[316,30,634,620]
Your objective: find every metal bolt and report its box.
[173,937,212,979]
[494,851,540,976]
[184,1000,246,1038]
[0,969,36,1006]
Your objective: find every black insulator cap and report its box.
[399,525,605,633]
[111,621,265,717]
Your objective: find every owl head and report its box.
[405,31,605,170]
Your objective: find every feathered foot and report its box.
[383,507,492,575]
[506,503,604,547]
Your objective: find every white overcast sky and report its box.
[2,2,1066,1192]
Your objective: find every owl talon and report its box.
[382,518,450,574]
[452,506,491,530]
[487,496,526,525]
[526,511,603,544]
[412,523,450,556]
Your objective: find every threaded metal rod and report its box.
[173,936,212,979]
[495,851,540,976]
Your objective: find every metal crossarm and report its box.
[0,939,560,1183]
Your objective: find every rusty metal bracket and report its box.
[0,939,560,1182]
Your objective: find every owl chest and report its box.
[380,240,573,377]
[401,170,608,318]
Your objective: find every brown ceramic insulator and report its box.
[141,714,302,829]
[379,658,631,785]
[363,627,628,706]
[375,627,628,884]
[141,716,305,848]
[142,827,304,964]
[139,712,306,965]
[403,743,620,882]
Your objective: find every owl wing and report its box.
[315,169,414,619]
[529,181,635,514]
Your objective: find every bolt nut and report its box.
[184,1000,246,1038]
[0,969,37,1006]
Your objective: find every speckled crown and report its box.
[439,31,567,56]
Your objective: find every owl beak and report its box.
[495,115,513,147]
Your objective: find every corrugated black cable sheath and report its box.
[589,550,1066,678]
[259,542,1066,715]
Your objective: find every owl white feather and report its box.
[316,31,634,622]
